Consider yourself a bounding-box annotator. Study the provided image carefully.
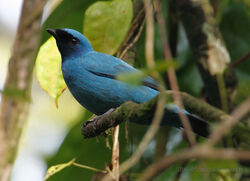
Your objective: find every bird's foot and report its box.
[82,117,98,129]
[82,108,115,128]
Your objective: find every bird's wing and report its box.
[83,52,158,90]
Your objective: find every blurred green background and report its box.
[0,0,250,180]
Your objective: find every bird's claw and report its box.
[82,108,115,129]
[82,119,94,128]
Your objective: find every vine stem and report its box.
[111,126,120,181]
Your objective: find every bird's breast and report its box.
[62,62,158,115]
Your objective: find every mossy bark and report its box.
[0,0,44,179]
[81,91,240,138]
[172,0,237,110]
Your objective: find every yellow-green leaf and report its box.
[117,61,177,86]
[143,60,178,74]
[117,71,146,86]
[83,0,133,55]
[35,37,66,106]
[44,159,75,180]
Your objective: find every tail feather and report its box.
[186,114,210,137]
[130,104,210,137]
[162,107,210,137]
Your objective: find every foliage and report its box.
[45,159,75,180]
[83,0,133,54]
[36,37,66,106]
[34,0,250,180]
[36,0,133,103]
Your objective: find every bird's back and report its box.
[48,28,209,137]
[62,51,159,115]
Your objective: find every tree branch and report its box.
[138,146,250,181]
[155,0,195,145]
[208,96,250,145]
[111,4,146,180]
[138,96,250,181]
[0,0,45,179]
[81,91,231,138]
[231,51,250,69]
[104,2,167,180]
[173,0,237,110]
[116,8,145,60]
[111,126,120,181]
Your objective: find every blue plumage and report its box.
[47,28,209,137]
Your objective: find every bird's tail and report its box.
[131,104,210,137]
[162,105,210,137]
[185,113,209,137]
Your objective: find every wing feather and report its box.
[83,52,158,91]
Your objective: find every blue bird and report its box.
[47,28,209,137]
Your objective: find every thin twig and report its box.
[24,0,48,27]
[117,8,145,59]
[172,161,188,181]
[72,162,107,173]
[138,146,250,181]
[154,126,170,161]
[138,96,250,180]
[144,0,155,68]
[101,1,166,180]
[111,126,120,181]
[118,93,166,175]
[208,96,250,145]
[216,73,228,113]
[155,0,195,145]
[118,0,167,177]
[110,8,146,180]
[231,51,250,68]
[110,9,146,181]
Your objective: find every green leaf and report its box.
[144,60,178,74]
[117,61,177,86]
[83,0,133,55]
[117,71,146,86]
[35,37,66,106]
[41,0,98,44]
[45,158,75,180]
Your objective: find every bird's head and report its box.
[46,28,93,59]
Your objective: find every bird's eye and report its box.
[71,38,78,45]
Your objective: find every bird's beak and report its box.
[46,28,57,38]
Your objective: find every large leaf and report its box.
[41,0,98,44]
[83,0,133,55]
[38,0,98,104]
[38,0,132,103]
[35,37,66,106]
